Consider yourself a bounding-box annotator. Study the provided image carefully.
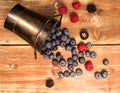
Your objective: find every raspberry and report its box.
[78,43,88,52]
[72,1,81,10]
[85,61,94,71]
[70,13,79,23]
[58,6,67,14]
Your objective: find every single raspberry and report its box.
[85,61,94,71]
[78,43,88,52]
[58,6,67,14]
[70,13,79,23]
[72,1,81,10]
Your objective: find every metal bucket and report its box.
[4,4,62,58]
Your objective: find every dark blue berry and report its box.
[52,45,58,51]
[52,59,59,66]
[78,57,85,64]
[95,72,102,79]
[69,38,76,46]
[56,52,62,60]
[76,68,83,76]
[45,49,52,55]
[72,54,78,61]
[56,30,62,37]
[45,41,52,49]
[49,53,54,59]
[55,39,60,46]
[65,44,72,51]
[86,42,92,49]
[71,47,77,54]
[85,50,91,57]
[58,72,64,79]
[45,79,54,88]
[78,51,84,57]
[66,35,71,44]
[61,34,68,41]
[90,51,97,58]
[70,71,76,77]
[103,58,109,65]
[64,70,70,77]
[68,64,74,71]
[87,3,97,13]
[59,58,66,67]
[60,41,66,47]
[51,29,56,34]
[73,61,78,67]
[101,70,108,78]
[51,39,56,47]
[42,54,49,59]
[51,33,56,40]
[67,58,73,64]
[62,28,69,35]
[46,36,52,41]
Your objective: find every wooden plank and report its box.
[0,0,120,45]
[0,46,120,93]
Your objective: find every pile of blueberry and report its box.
[41,27,109,80]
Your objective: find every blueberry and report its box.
[42,54,49,59]
[90,51,97,58]
[76,68,83,76]
[62,28,69,35]
[56,30,62,37]
[101,70,108,78]
[52,46,58,51]
[59,58,66,67]
[49,53,54,59]
[87,3,97,13]
[67,58,73,64]
[66,35,71,44]
[68,64,74,71]
[71,47,77,54]
[65,44,72,51]
[41,45,47,53]
[78,51,84,57]
[73,61,78,67]
[56,52,62,60]
[46,36,52,41]
[72,54,78,61]
[51,39,56,47]
[69,38,76,46]
[52,59,59,66]
[51,33,56,40]
[94,72,102,79]
[86,42,92,49]
[64,70,70,77]
[103,58,109,65]
[51,29,56,34]
[55,39,60,46]
[60,41,66,47]
[85,50,91,57]
[45,49,52,55]
[70,71,76,77]
[61,34,68,41]
[45,79,54,88]
[78,57,85,64]
[45,41,52,49]
[58,72,64,79]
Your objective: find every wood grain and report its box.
[0,0,120,45]
[0,46,120,93]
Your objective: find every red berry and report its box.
[85,61,94,71]
[72,2,81,10]
[58,6,67,14]
[78,43,88,52]
[70,13,79,23]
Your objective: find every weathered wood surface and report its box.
[0,0,120,93]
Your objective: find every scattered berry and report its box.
[71,47,77,54]
[86,42,92,49]
[70,71,76,77]
[78,51,84,57]
[62,28,69,35]
[103,58,109,65]
[49,52,54,59]
[85,61,94,71]
[58,5,67,14]
[87,3,97,13]
[76,68,83,76]
[61,34,68,41]
[65,44,72,51]
[68,64,74,71]
[90,51,97,58]
[94,72,102,79]
[64,70,70,77]
[60,41,66,47]
[59,58,66,67]
[72,1,81,10]
[67,58,73,65]
[72,54,78,61]
[45,79,54,88]
[52,59,59,66]
[56,52,62,60]
[101,70,108,78]
[85,50,91,57]
[73,61,78,67]
[78,42,88,52]
[70,13,79,23]
[78,57,85,64]
[69,38,76,46]
[58,72,64,79]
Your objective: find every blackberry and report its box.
[59,58,66,67]
[60,41,66,47]
[67,58,73,65]
[90,51,97,58]
[71,47,77,54]
[78,51,84,57]
[61,34,68,41]
[62,28,69,35]
[45,79,54,88]
[56,52,62,60]
[65,44,72,51]
[72,54,78,61]
[87,3,97,13]
[103,58,109,65]
[70,71,76,77]
[101,70,108,78]
[85,50,91,57]
[64,70,70,77]
[76,68,83,76]
[58,72,64,79]
[68,64,74,71]
[49,53,54,60]
[69,38,76,46]
[78,57,85,64]
[73,61,78,67]
[52,59,59,66]
[86,42,92,49]
[94,72,102,79]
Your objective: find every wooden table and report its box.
[0,0,120,93]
